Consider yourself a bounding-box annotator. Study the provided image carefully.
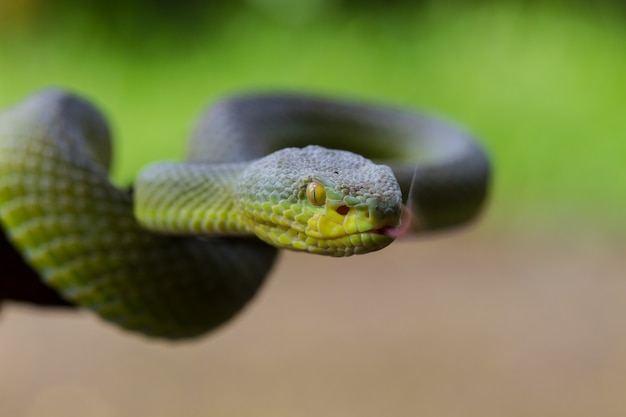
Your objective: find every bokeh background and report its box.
[1,1,625,416]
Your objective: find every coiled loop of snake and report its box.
[0,90,489,339]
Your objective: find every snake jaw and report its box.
[246,202,399,257]
[285,200,399,256]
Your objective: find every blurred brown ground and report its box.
[1,226,625,417]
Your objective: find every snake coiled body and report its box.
[0,91,489,339]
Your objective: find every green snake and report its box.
[0,90,490,339]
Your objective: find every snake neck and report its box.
[134,162,254,236]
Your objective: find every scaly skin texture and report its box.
[135,146,403,256]
[0,91,276,339]
[0,90,490,339]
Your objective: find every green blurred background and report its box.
[1,2,626,417]
[1,0,624,235]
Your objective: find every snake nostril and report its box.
[336,205,349,216]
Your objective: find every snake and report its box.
[0,90,490,339]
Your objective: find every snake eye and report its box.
[306,181,326,206]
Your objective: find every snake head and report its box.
[236,145,403,256]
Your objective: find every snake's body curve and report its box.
[0,91,489,339]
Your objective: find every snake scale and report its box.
[0,90,490,339]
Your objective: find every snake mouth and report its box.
[375,225,398,237]
[374,204,413,238]
[246,202,404,256]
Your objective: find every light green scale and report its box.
[0,90,490,339]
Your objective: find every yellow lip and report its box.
[303,230,395,256]
[305,205,400,240]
